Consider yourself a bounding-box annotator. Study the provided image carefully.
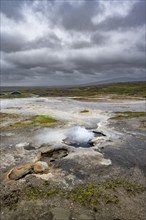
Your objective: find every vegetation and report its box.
[0,92,34,99]
[0,114,59,129]
[80,109,89,113]
[68,178,145,206]
[1,82,146,98]
[2,178,145,210]
[9,122,32,128]
[32,115,58,125]
[24,186,59,200]
[111,111,146,120]
[11,115,58,127]
[23,178,145,208]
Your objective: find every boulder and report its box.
[7,161,49,180]
[8,164,33,180]
[33,161,49,173]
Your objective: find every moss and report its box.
[24,186,59,200]
[111,112,146,120]
[67,178,145,207]
[32,115,58,124]
[2,178,145,209]
[105,194,119,204]
[10,122,32,127]
[80,109,89,113]
[1,114,59,129]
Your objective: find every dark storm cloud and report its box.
[59,0,98,31]
[0,0,145,86]
[0,0,22,18]
[1,32,26,52]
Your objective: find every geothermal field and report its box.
[0,87,146,220]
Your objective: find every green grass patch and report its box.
[10,122,32,128]
[31,115,58,126]
[23,179,145,206]
[32,115,57,123]
[111,111,146,120]
[80,109,89,113]
[1,114,59,129]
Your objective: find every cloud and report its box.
[92,0,135,25]
[0,0,145,86]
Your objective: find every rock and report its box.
[6,161,49,181]
[38,147,69,163]
[38,145,53,154]
[15,142,30,154]
[33,161,49,174]
[93,130,106,136]
[39,143,52,149]
[89,137,107,146]
[24,144,35,150]
[15,142,30,148]
[8,164,33,180]
[11,91,21,95]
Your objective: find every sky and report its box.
[0,0,146,87]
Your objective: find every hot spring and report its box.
[36,126,105,148]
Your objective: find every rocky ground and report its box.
[0,97,146,220]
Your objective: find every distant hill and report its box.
[1,81,146,98]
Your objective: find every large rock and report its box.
[8,163,33,180]
[7,161,49,180]
[33,161,49,174]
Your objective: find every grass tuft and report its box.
[111,112,146,120]
[80,109,89,113]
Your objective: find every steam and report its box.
[36,126,94,146]
[36,128,66,145]
[66,126,94,143]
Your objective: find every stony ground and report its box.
[0,97,146,220]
